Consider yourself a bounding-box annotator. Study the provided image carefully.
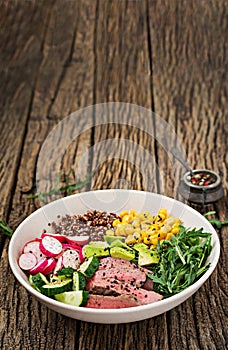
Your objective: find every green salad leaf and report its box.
[147,225,212,298]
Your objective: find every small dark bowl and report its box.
[178,169,224,204]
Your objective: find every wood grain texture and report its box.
[0,1,227,350]
[148,1,228,349]
[91,0,159,196]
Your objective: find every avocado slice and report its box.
[133,243,159,266]
[83,241,110,258]
[133,243,149,252]
[110,246,135,261]
[110,239,132,251]
[137,250,159,266]
[104,235,125,245]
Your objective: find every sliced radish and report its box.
[62,244,84,262]
[42,258,57,275]
[29,258,49,275]
[41,232,66,243]
[53,255,63,274]
[23,240,46,262]
[40,236,62,257]
[62,250,81,269]
[19,252,37,271]
[65,235,90,246]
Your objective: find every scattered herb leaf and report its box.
[204,211,228,229]
[27,170,92,202]
[0,221,13,238]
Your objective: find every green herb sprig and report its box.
[0,221,13,238]
[148,226,212,298]
[204,211,228,229]
[27,169,92,202]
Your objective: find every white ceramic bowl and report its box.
[8,190,220,324]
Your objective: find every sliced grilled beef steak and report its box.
[92,266,147,287]
[99,257,148,272]
[85,294,142,309]
[86,277,162,304]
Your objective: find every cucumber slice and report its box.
[78,256,100,277]
[72,271,86,291]
[40,279,72,297]
[29,272,49,291]
[49,274,62,283]
[55,291,89,306]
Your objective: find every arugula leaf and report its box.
[0,221,13,238]
[147,226,212,298]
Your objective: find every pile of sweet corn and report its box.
[110,209,181,247]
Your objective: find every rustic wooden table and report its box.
[0,1,227,349]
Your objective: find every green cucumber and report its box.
[29,273,49,291]
[49,274,62,283]
[40,279,72,297]
[55,291,89,306]
[57,267,75,278]
[72,271,86,291]
[78,256,100,277]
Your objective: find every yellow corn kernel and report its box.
[159,208,168,216]
[119,210,129,219]
[124,224,135,235]
[125,235,137,245]
[129,209,138,217]
[137,235,143,243]
[158,213,166,221]
[171,226,179,234]
[122,214,134,224]
[160,225,171,234]
[115,227,127,236]
[106,229,114,236]
[149,237,159,246]
[149,224,160,230]
[112,219,121,227]
[143,236,152,245]
[166,232,174,240]
[141,231,150,239]
[158,231,167,240]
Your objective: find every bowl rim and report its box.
[8,189,220,316]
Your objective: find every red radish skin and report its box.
[29,258,49,275]
[40,236,63,257]
[19,252,37,271]
[41,232,66,243]
[23,240,46,262]
[42,258,57,275]
[62,250,81,269]
[54,255,63,274]
[65,235,90,246]
[62,243,83,250]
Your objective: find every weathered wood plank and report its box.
[0,0,55,247]
[148,1,228,349]
[91,0,159,195]
[0,1,96,349]
[79,1,169,350]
